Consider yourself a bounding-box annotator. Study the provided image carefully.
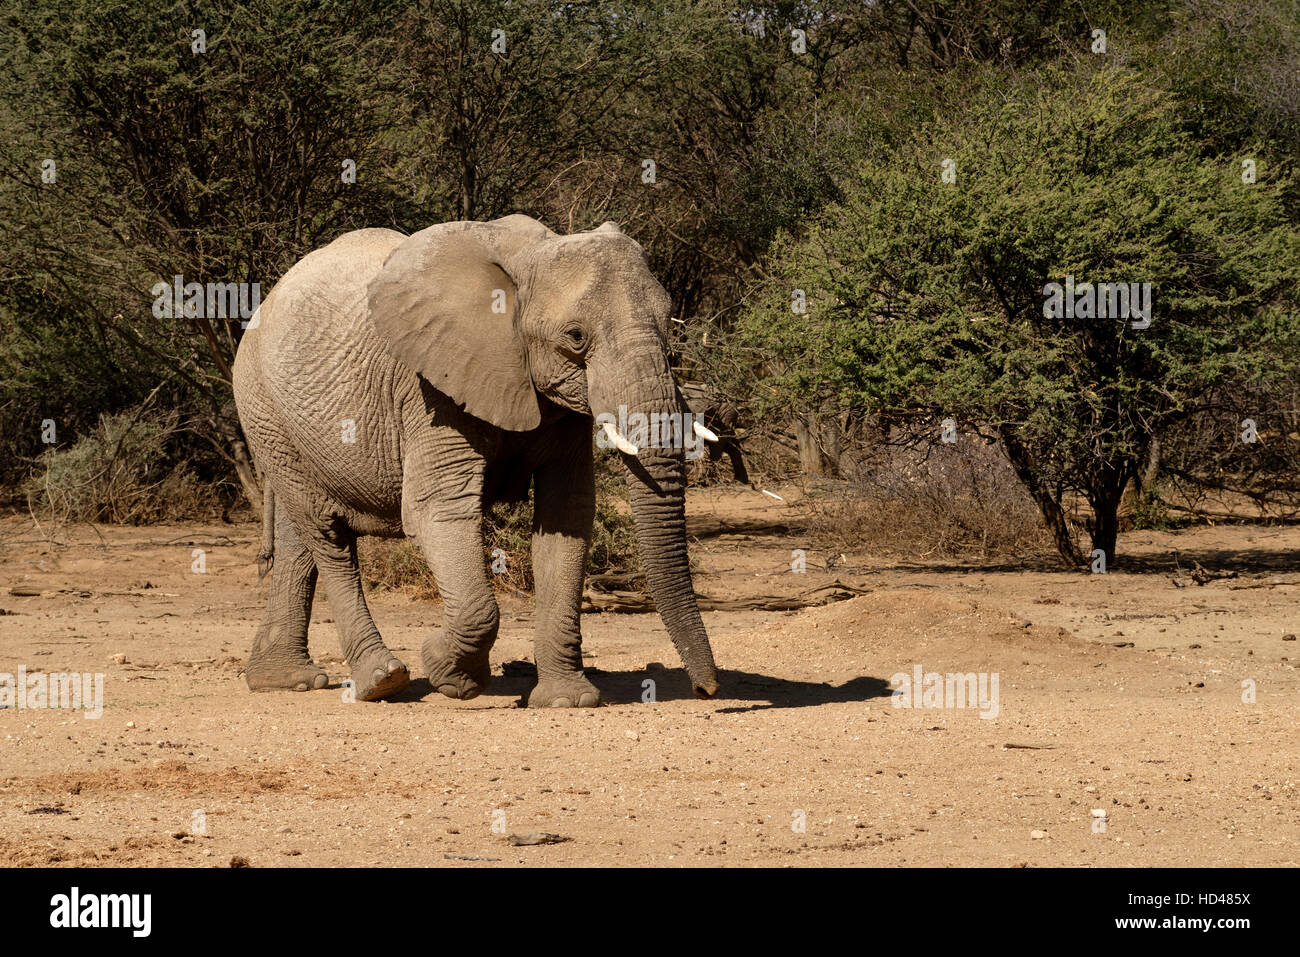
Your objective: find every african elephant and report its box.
[231,215,720,707]
[680,382,750,486]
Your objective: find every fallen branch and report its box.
[582,578,872,614]
[1227,577,1300,590]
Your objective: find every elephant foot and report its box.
[422,635,491,700]
[527,676,602,708]
[348,647,410,701]
[245,655,329,693]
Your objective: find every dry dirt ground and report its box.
[1,487,1296,867]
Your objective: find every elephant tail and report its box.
[256,485,275,580]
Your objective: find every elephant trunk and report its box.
[624,445,719,698]
[594,335,720,698]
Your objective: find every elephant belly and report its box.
[277,386,407,535]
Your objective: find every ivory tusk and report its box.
[601,421,639,456]
[693,420,719,443]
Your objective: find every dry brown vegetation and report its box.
[796,442,1049,561]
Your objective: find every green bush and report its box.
[737,63,1300,566]
[1129,489,1175,531]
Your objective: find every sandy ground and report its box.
[0,487,1296,867]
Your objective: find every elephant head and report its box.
[367,214,720,698]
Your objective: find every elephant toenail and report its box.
[550,697,572,708]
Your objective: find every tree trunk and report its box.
[212,408,263,513]
[822,415,843,477]
[1000,427,1083,567]
[1090,501,1119,568]
[795,413,825,476]
[1120,435,1161,523]
[1088,469,1132,569]
[230,436,264,514]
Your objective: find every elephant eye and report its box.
[562,326,587,353]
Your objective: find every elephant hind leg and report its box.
[290,510,409,701]
[245,504,329,693]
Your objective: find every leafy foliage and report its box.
[737,65,1300,563]
[2,0,1298,568]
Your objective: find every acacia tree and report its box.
[737,64,1300,566]
[389,0,657,224]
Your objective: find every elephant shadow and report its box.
[593,667,894,713]
[389,663,893,711]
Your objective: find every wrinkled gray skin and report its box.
[232,215,720,706]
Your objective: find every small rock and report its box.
[125,721,135,730]
[229,856,251,868]
[624,730,639,741]
[1283,634,1296,642]
[109,653,128,665]
[1030,830,1048,840]
[1091,809,1107,818]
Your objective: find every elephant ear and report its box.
[368,219,551,432]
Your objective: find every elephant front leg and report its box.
[527,435,600,708]
[408,515,500,700]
